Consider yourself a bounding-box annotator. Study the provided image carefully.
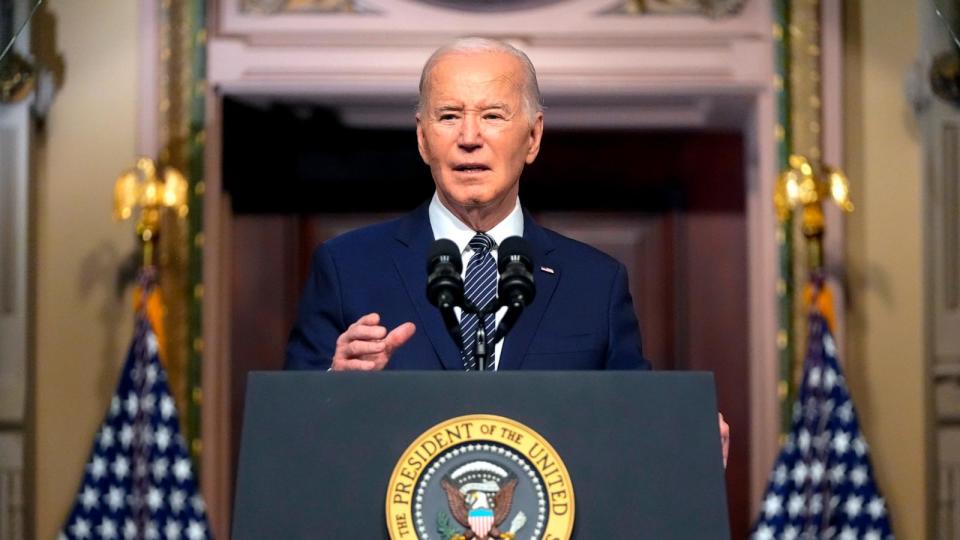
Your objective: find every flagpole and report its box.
[60,160,211,539]
[756,158,894,539]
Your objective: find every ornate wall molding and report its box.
[216,0,764,46]
[239,0,747,16]
[622,0,747,17]
[210,0,771,101]
[242,0,358,14]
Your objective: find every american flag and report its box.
[751,306,894,540]
[59,282,212,539]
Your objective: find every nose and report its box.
[457,112,482,151]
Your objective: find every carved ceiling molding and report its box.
[243,0,358,14]
[241,0,747,17]
[211,0,769,100]
[619,0,747,17]
[218,0,766,54]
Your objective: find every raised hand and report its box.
[330,313,416,371]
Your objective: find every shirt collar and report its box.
[428,192,524,254]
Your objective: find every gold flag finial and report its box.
[113,157,189,266]
[775,154,853,271]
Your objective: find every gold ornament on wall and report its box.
[774,154,853,270]
[114,157,189,266]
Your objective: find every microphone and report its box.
[495,236,536,341]
[426,239,463,310]
[426,239,464,348]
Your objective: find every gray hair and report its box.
[417,37,543,123]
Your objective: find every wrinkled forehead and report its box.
[424,52,526,104]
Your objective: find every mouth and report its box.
[452,163,490,174]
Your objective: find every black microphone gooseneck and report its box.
[426,239,464,349]
[494,236,536,342]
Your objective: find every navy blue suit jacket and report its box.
[285,202,650,371]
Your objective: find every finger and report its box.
[384,322,417,353]
[352,348,394,370]
[331,358,378,371]
[718,413,730,469]
[355,312,380,326]
[336,313,386,348]
[345,339,387,357]
[346,324,388,341]
[340,325,387,348]
[367,352,391,371]
[718,413,729,436]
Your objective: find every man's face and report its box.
[417,51,544,224]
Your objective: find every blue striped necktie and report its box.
[460,233,498,371]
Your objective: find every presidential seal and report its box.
[386,414,575,540]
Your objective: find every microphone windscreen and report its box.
[427,239,463,273]
[497,236,533,272]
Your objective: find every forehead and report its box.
[426,51,525,105]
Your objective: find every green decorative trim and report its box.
[186,0,207,467]
[773,0,795,436]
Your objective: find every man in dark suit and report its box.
[284,37,728,460]
[285,37,645,372]
[284,200,647,371]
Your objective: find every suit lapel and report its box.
[497,210,559,371]
[392,203,464,370]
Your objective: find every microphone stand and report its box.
[460,299,524,371]
[431,236,534,372]
[438,304,462,349]
[474,321,488,371]
[494,297,527,343]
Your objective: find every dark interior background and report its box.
[223,97,743,215]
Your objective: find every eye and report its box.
[483,112,506,121]
[438,113,459,122]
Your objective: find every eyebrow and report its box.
[432,103,512,114]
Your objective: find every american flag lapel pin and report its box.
[540,266,555,274]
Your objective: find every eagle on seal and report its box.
[441,477,517,540]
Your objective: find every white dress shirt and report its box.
[428,192,524,370]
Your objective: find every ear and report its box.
[416,113,430,165]
[525,112,544,164]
